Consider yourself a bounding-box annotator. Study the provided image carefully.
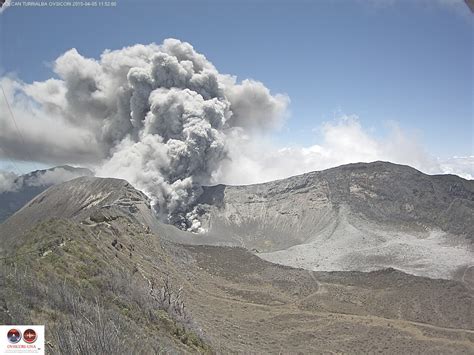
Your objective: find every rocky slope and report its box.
[0,165,93,222]
[0,175,473,353]
[2,162,473,280]
[195,161,474,279]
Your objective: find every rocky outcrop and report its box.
[194,161,474,279]
[0,177,157,250]
[2,161,473,280]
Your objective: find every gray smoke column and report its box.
[18,39,288,231]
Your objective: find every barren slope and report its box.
[195,161,474,279]
[0,166,93,223]
[1,176,473,353]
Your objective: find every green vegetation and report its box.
[0,218,210,354]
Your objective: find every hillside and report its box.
[0,174,473,353]
[194,161,474,279]
[0,165,93,223]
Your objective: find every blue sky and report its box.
[0,0,472,174]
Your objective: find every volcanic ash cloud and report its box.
[10,39,288,231]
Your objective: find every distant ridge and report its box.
[2,161,473,280]
[194,161,474,279]
[0,165,93,222]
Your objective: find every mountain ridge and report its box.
[2,161,473,281]
[194,161,474,279]
[197,160,474,242]
[0,165,93,223]
[1,161,473,353]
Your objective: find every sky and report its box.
[0,0,473,182]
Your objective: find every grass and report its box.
[0,218,211,354]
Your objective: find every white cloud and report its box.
[216,116,469,185]
[0,76,103,165]
[25,166,92,186]
[0,170,21,193]
[0,166,93,193]
[439,156,474,179]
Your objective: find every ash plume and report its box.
[4,38,468,231]
[0,39,288,231]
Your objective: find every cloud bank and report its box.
[0,170,20,193]
[217,116,473,185]
[0,39,471,231]
[0,166,93,193]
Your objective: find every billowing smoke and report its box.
[0,39,288,231]
[1,39,471,231]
